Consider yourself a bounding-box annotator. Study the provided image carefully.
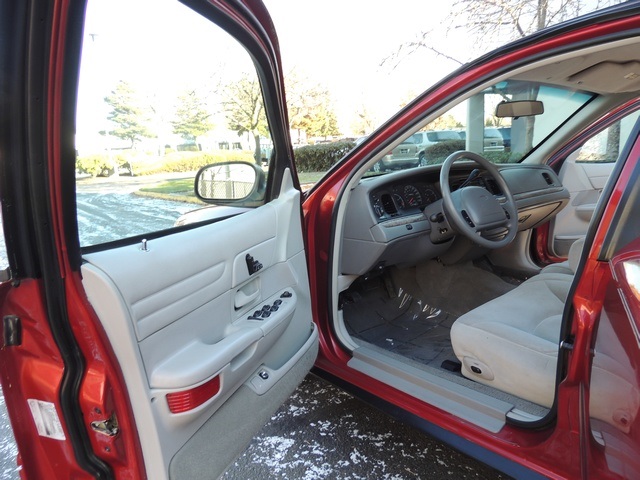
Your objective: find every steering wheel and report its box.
[439,151,518,249]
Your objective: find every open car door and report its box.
[0,0,317,478]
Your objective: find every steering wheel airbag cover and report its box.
[456,186,507,228]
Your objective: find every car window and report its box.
[576,111,640,163]
[404,133,422,144]
[427,131,460,142]
[366,80,594,175]
[76,0,271,248]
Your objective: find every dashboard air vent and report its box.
[381,194,397,215]
[484,178,502,195]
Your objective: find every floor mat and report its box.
[342,276,459,367]
[342,260,518,368]
[341,263,549,417]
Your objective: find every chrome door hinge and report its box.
[3,315,22,347]
[90,412,119,437]
[560,336,575,352]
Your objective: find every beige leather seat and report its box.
[450,237,639,432]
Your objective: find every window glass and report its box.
[408,133,422,144]
[76,0,271,248]
[576,111,640,163]
[367,80,594,175]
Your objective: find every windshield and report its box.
[365,79,594,176]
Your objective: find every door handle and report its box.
[235,279,260,309]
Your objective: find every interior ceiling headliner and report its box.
[513,41,640,95]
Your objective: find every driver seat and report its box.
[450,239,583,408]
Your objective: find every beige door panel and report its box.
[551,155,614,256]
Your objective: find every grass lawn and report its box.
[139,178,194,194]
[136,178,203,204]
[137,172,325,200]
[297,171,325,185]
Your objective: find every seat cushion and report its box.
[450,273,573,407]
[450,237,639,431]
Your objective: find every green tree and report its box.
[104,80,155,147]
[222,74,269,163]
[309,103,340,140]
[172,90,213,146]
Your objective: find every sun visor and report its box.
[568,61,640,93]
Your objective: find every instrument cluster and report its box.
[370,181,440,220]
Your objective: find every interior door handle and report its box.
[235,279,260,309]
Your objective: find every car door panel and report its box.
[551,155,615,256]
[550,111,640,258]
[80,174,317,479]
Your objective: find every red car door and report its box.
[0,1,316,479]
[581,132,640,478]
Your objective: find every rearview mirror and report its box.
[495,100,544,118]
[195,161,265,204]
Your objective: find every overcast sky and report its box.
[263,1,467,131]
[75,0,617,148]
[263,0,619,134]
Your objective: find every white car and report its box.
[373,130,463,171]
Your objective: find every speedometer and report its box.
[403,185,423,207]
[423,187,438,204]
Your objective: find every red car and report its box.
[1,0,640,478]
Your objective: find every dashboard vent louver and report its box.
[484,178,502,195]
[381,194,397,215]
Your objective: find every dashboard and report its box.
[340,163,570,276]
[369,173,505,222]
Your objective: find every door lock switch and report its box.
[245,254,263,276]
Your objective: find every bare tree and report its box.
[383,0,621,68]
[350,105,378,137]
[452,0,614,43]
[222,74,269,163]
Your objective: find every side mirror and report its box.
[194,161,265,205]
[495,100,544,118]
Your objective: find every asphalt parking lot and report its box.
[0,374,508,479]
[223,374,507,479]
